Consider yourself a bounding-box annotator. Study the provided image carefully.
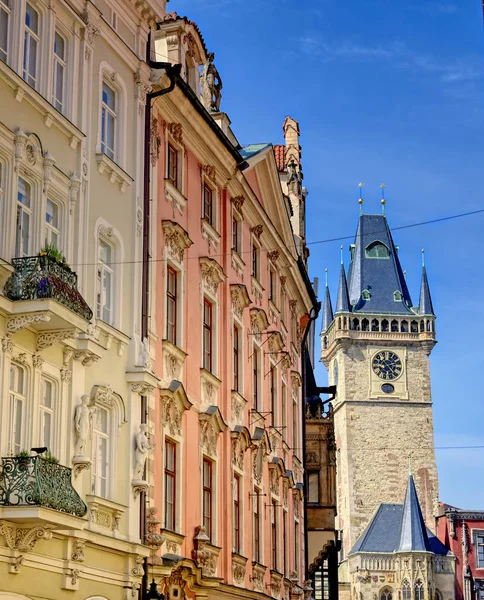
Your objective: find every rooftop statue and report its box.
[201,52,222,112]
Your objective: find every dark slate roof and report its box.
[347,215,414,315]
[350,476,449,556]
[336,264,351,313]
[321,285,334,332]
[398,475,431,552]
[419,266,435,316]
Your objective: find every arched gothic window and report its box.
[415,580,424,600]
[410,320,418,333]
[352,318,360,331]
[362,318,369,332]
[391,319,399,332]
[365,241,390,258]
[401,320,408,332]
[381,319,389,332]
[381,588,393,600]
[402,580,411,600]
[371,318,379,332]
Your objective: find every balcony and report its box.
[0,456,87,529]
[2,255,93,329]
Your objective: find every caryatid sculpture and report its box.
[133,423,155,482]
[74,394,95,458]
[201,52,222,112]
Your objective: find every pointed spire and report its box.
[419,250,435,316]
[358,183,364,215]
[336,248,351,313]
[397,475,431,552]
[381,183,386,215]
[321,269,334,333]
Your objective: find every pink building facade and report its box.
[143,14,316,600]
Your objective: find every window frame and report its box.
[167,142,179,190]
[166,265,178,345]
[101,80,116,161]
[16,176,32,257]
[269,264,277,303]
[281,380,287,441]
[271,498,278,571]
[97,237,114,325]
[233,323,240,392]
[0,0,11,64]
[307,471,320,504]
[45,197,61,249]
[164,438,177,531]
[270,363,277,426]
[202,457,213,541]
[294,520,300,575]
[365,240,390,259]
[473,530,484,568]
[203,182,214,227]
[92,404,110,499]
[233,473,241,553]
[251,239,260,280]
[253,487,261,563]
[39,376,56,452]
[52,30,66,113]
[203,297,213,373]
[23,3,40,88]
[252,345,261,411]
[9,363,27,455]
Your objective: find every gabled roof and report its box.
[350,476,449,556]
[347,214,413,315]
[419,265,435,316]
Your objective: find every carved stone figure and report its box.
[133,424,155,481]
[74,395,95,458]
[201,52,222,112]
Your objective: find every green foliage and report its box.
[39,243,66,264]
[43,452,59,464]
[15,450,30,458]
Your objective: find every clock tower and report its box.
[320,210,439,586]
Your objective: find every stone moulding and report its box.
[160,379,192,438]
[232,552,248,587]
[251,561,267,592]
[192,525,221,577]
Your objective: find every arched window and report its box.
[415,580,424,600]
[420,320,425,332]
[435,590,443,600]
[95,219,124,329]
[365,241,390,258]
[323,336,328,350]
[362,318,369,332]
[343,317,347,329]
[402,580,411,600]
[401,320,408,332]
[371,318,379,332]
[410,320,418,333]
[394,290,402,302]
[352,318,360,331]
[362,289,371,301]
[391,319,399,332]
[381,588,393,600]
[381,319,389,332]
[338,317,341,329]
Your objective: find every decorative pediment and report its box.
[268,331,285,353]
[231,426,252,470]
[162,221,193,264]
[199,406,228,458]
[269,457,286,496]
[160,380,193,437]
[251,427,271,485]
[90,384,127,426]
[250,307,270,335]
[230,284,251,319]
[268,250,280,264]
[251,224,263,239]
[231,195,245,215]
[199,257,226,295]
[291,370,302,389]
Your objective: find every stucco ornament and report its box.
[133,424,155,482]
[201,52,222,112]
[74,395,95,458]
[192,525,217,576]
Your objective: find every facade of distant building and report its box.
[142,13,317,600]
[437,505,484,600]
[349,475,455,600]
[320,209,440,595]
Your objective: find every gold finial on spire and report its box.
[380,183,386,215]
[358,183,364,215]
[422,248,425,267]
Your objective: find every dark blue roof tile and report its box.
[321,285,334,332]
[336,264,351,313]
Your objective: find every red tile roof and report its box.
[273,145,285,172]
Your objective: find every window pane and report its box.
[97,407,108,433]
[42,379,52,408]
[28,37,37,82]
[14,398,23,452]
[54,32,64,59]
[21,211,30,256]
[42,410,52,448]
[18,178,30,207]
[0,4,8,62]
[308,472,319,503]
[25,4,38,32]
[100,241,112,264]
[46,199,58,227]
[102,83,115,109]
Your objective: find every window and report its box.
[203,183,213,226]
[270,365,277,426]
[0,0,10,63]
[280,287,286,324]
[251,242,259,279]
[92,406,110,498]
[167,143,179,189]
[164,439,176,531]
[9,364,25,455]
[233,324,240,392]
[52,32,66,113]
[233,474,241,553]
[362,289,371,301]
[308,471,319,503]
[101,82,116,160]
[475,532,484,568]
[281,382,287,441]
[232,215,241,253]
[402,581,411,600]
[203,299,213,372]
[271,499,278,570]
[202,458,213,540]
[313,562,330,600]
[45,198,60,248]
[166,266,177,344]
[269,267,276,302]
[381,590,392,600]
[294,520,300,575]
[283,510,288,575]
[414,581,424,600]
[40,378,55,450]
[16,177,31,257]
[394,290,402,302]
[253,488,261,562]
[252,347,260,410]
[97,240,113,324]
[23,4,39,87]
[365,241,390,258]
[293,400,298,453]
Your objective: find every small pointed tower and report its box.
[320,195,439,584]
[321,269,334,337]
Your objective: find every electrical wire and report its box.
[74,206,484,268]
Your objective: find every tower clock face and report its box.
[372,351,402,381]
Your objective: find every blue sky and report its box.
[173,0,484,508]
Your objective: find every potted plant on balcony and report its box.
[43,452,59,464]
[39,243,67,264]
[15,449,31,470]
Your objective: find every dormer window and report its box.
[362,290,371,301]
[365,241,390,259]
[394,291,402,302]
[349,244,356,261]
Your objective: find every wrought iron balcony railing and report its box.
[0,456,88,518]
[3,255,93,321]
